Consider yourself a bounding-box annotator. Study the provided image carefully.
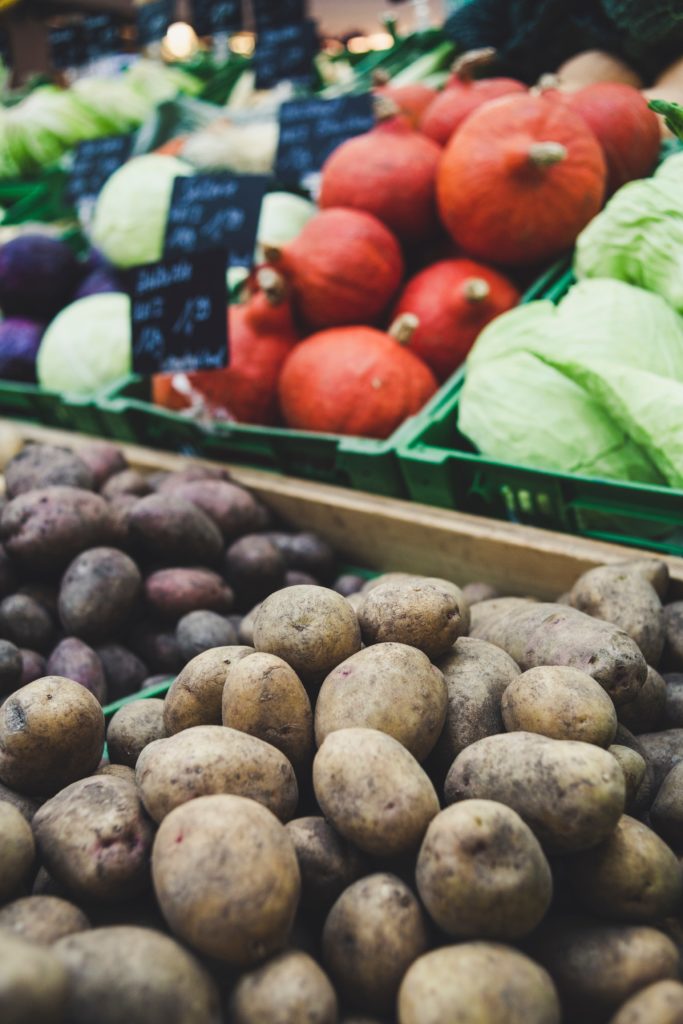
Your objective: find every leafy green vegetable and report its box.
[648,99,683,141]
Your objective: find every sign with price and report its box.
[252,0,306,29]
[254,20,317,90]
[165,173,269,268]
[84,13,122,62]
[123,248,229,375]
[192,0,242,36]
[68,134,132,203]
[49,23,87,70]
[276,93,375,187]
[136,0,172,47]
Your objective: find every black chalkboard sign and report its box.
[84,13,122,61]
[136,0,172,47]
[49,23,87,70]
[68,134,133,203]
[123,248,229,375]
[253,0,306,29]
[254,20,317,90]
[165,173,269,268]
[0,29,12,69]
[276,93,375,186]
[192,0,242,36]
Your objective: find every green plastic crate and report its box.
[0,379,108,436]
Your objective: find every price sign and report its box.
[68,134,132,203]
[254,20,317,90]
[165,173,269,268]
[192,0,242,36]
[0,29,12,69]
[253,0,306,29]
[84,13,122,62]
[123,248,229,375]
[49,23,87,70]
[136,0,172,47]
[276,93,375,186]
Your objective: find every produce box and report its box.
[0,379,106,437]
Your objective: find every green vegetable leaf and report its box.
[648,99,683,141]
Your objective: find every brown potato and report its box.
[176,610,237,662]
[107,699,166,768]
[313,728,439,856]
[128,495,223,566]
[0,781,41,822]
[638,729,683,788]
[357,580,466,659]
[315,643,447,761]
[152,794,300,965]
[285,816,366,910]
[0,594,54,653]
[136,724,298,822]
[663,603,683,671]
[239,603,261,646]
[0,639,22,696]
[46,637,107,704]
[0,929,69,1024]
[224,534,286,608]
[58,547,141,640]
[0,677,104,796]
[4,443,94,497]
[361,571,417,593]
[416,800,552,940]
[100,469,151,500]
[0,896,89,944]
[157,478,264,539]
[609,745,647,815]
[445,732,625,853]
[502,666,617,746]
[163,645,254,733]
[614,725,657,814]
[324,873,429,1014]
[254,586,361,683]
[609,559,670,601]
[222,652,313,767]
[608,980,683,1024]
[651,761,683,847]
[398,943,561,1024]
[619,666,667,734]
[96,644,148,701]
[469,596,536,633]
[77,441,127,488]
[231,951,337,1024]
[54,925,222,1024]
[569,565,664,666]
[0,802,35,903]
[19,648,46,686]
[462,581,500,605]
[144,567,234,620]
[97,764,136,783]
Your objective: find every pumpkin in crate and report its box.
[152,269,298,425]
[437,94,607,266]
[278,316,438,439]
[393,259,520,381]
[265,208,404,331]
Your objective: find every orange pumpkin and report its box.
[373,76,437,128]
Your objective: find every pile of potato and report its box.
[1,442,683,1024]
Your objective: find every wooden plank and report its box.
[4,419,683,600]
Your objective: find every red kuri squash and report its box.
[373,72,437,128]
[278,317,438,439]
[393,259,520,381]
[266,207,405,331]
[437,94,607,266]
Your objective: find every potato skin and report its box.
[0,781,41,822]
[357,580,466,659]
[144,567,234,620]
[663,603,683,671]
[0,895,89,945]
[315,643,447,761]
[0,802,35,903]
[96,644,148,701]
[569,565,664,666]
[0,594,54,653]
[176,610,237,662]
[608,980,683,1024]
[501,666,618,746]
[637,729,683,788]
[231,951,337,1024]
[163,645,253,734]
[224,534,286,609]
[313,728,439,856]
[54,925,222,1024]
[324,873,429,1015]
[77,441,127,488]
[609,745,647,815]
[107,699,166,768]
[46,637,107,704]
[158,479,264,539]
[130,624,183,676]
[223,652,313,768]
[128,495,223,566]
[285,816,366,911]
[416,800,552,940]
[5,443,94,498]
[33,776,154,903]
[445,732,625,853]
[19,648,46,686]
[398,943,561,1024]
[152,794,300,965]
[0,929,69,1024]
[610,559,670,601]
[651,761,683,847]
[0,677,104,796]
[619,666,667,735]
[136,725,298,823]
[100,469,151,500]
[58,547,141,640]
[0,638,22,696]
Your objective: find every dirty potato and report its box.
[501,666,617,746]
[0,895,89,945]
[357,579,467,659]
[285,816,366,911]
[231,951,337,1024]
[0,802,35,903]
[106,699,167,768]
[163,645,253,734]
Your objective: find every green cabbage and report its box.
[655,150,683,182]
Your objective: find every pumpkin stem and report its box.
[373,94,401,122]
[262,245,283,266]
[528,141,567,168]
[462,278,491,303]
[389,313,419,345]
[256,266,287,306]
[372,69,391,87]
[451,47,497,83]
[533,73,561,95]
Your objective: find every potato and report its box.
[651,762,683,847]
[18,648,46,686]
[152,794,300,965]
[471,602,646,705]
[619,666,667,734]
[567,815,682,921]
[100,469,152,500]
[176,610,237,662]
[462,581,500,605]
[231,951,337,1024]
[96,643,148,701]
[77,441,127,488]
[313,728,439,856]
[130,624,183,675]
[107,699,166,768]
[533,919,679,1022]
[128,495,223,566]
[357,580,466,659]
[0,544,17,598]
[97,764,136,783]
[608,980,683,1024]
[225,534,286,608]
[638,729,683,788]
[46,637,107,704]
[144,567,234,620]
[614,725,657,813]
[5,443,94,497]
[267,531,335,580]
[501,666,617,746]
[157,478,264,539]
[0,677,104,796]
[610,559,670,601]
[445,732,625,853]
[285,816,366,910]
[58,547,141,640]
[315,643,447,761]
[398,943,561,1024]
[322,873,428,1014]
[663,603,683,671]
[0,594,54,653]
[333,573,365,597]
[285,569,318,587]
[609,745,647,814]
[254,586,361,683]
[107,493,137,547]
[0,781,40,822]
[361,571,416,593]
[137,724,298,822]
[223,652,313,767]
[239,603,261,645]
[569,564,664,666]
[0,896,89,944]
[469,595,536,632]
[664,673,683,727]
[416,800,552,940]
[0,928,69,1024]
[0,639,22,696]
[0,803,35,903]
[33,775,153,902]
[54,925,222,1024]
[163,645,254,733]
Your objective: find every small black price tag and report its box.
[84,13,122,62]
[123,248,229,375]
[49,23,87,70]
[192,0,242,36]
[254,20,317,91]
[276,93,375,186]
[253,0,306,30]
[68,134,132,203]
[165,173,269,268]
[136,0,172,47]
